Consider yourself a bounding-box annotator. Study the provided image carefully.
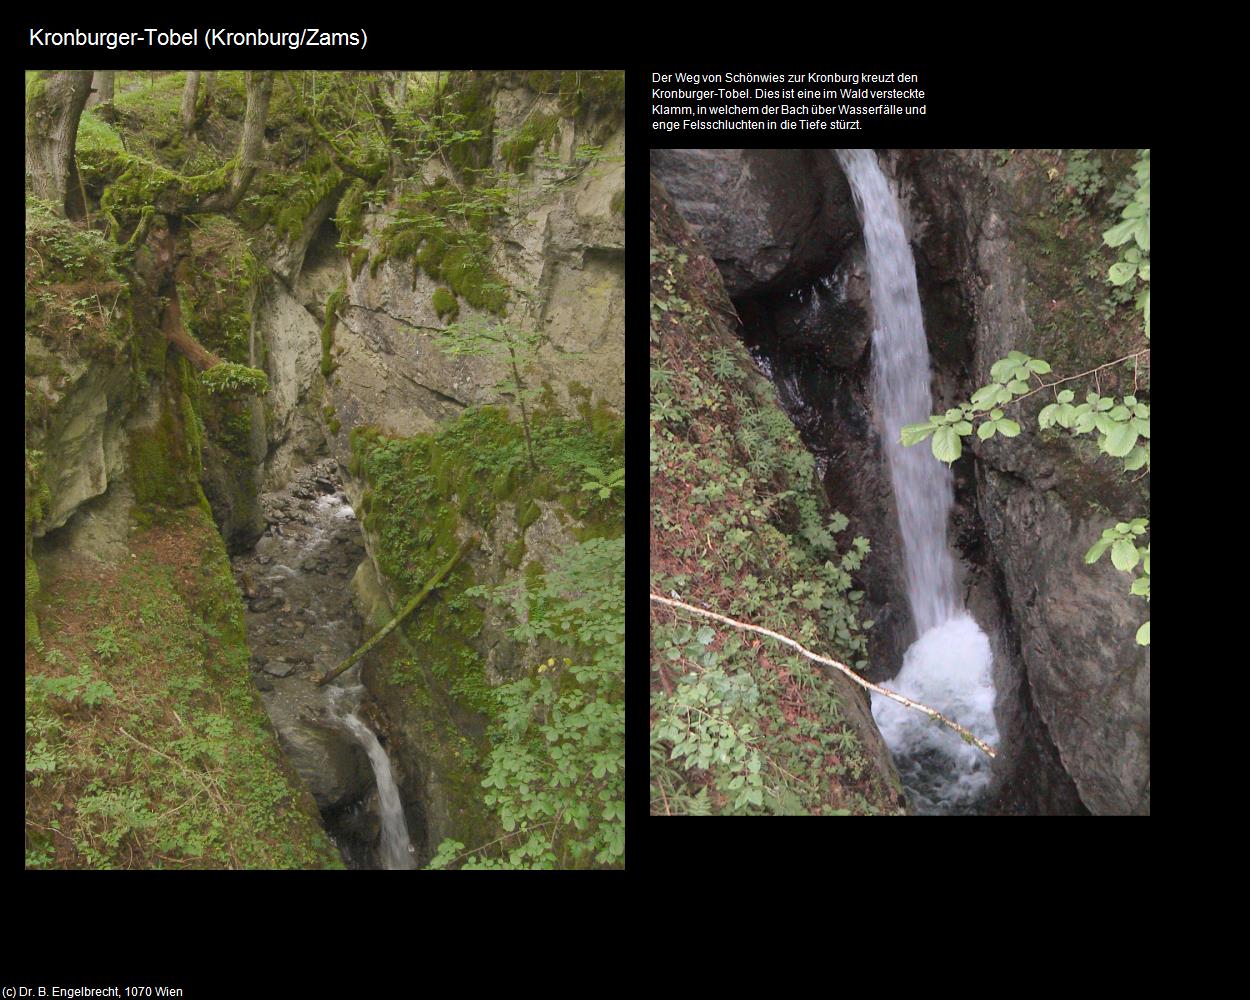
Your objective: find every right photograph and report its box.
[649,149,1150,816]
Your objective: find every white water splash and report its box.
[835,149,998,811]
[870,614,998,813]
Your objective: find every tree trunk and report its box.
[316,534,479,686]
[25,70,93,218]
[180,71,201,136]
[188,70,273,213]
[86,71,114,108]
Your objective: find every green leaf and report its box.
[953,420,973,435]
[1103,421,1139,457]
[1136,621,1150,645]
[1109,261,1138,286]
[1056,389,1075,403]
[1130,576,1150,597]
[1122,445,1149,471]
[970,384,1001,410]
[1084,537,1112,563]
[900,421,937,447]
[1103,218,1137,247]
[978,421,997,440]
[990,359,1015,381]
[1038,404,1058,429]
[997,419,1021,437]
[1007,379,1029,395]
[1026,359,1052,374]
[931,425,962,464]
[1111,539,1140,572]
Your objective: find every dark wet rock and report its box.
[255,677,274,692]
[249,596,284,613]
[650,148,857,298]
[263,660,296,678]
[277,721,374,812]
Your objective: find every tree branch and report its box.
[650,593,997,758]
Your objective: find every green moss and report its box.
[610,189,625,215]
[500,112,560,174]
[517,499,541,531]
[25,556,42,648]
[504,538,527,569]
[443,72,496,178]
[334,177,369,244]
[350,247,369,280]
[431,286,459,322]
[129,362,205,513]
[321,280,347,380]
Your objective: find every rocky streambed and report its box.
[231,459,416,868]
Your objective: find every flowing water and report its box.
[232,460,418,864]
[327,686,417,870]
[834,149,998,813]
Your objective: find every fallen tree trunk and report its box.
[316,533,479,686]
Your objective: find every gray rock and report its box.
[650,148,857,298]
[277,721,374,812]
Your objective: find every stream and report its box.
[834,149,999,814]
[232,459,417,868]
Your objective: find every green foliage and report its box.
[1057,149,1105,219]
[1102,150,1150,338]
[25,507,343,868]
[580,463,624,499]
[200,362,269,397]
[427,537,624,869]
[648,222,892,815]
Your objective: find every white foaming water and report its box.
[835,149,998,811]
[327,686,416,870]
[871,615,999,813]
[835,148,958,635]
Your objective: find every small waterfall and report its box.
[328,686,416,870]
[834,149,998,812]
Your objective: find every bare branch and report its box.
[650,593,997,758]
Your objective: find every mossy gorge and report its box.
[25,70,624,868]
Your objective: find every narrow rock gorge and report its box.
[650,148,1149,816]
[26,70,624,868]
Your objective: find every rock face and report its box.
[890,149,1149,815]
[26,345,131,539]
[650,148,856,297]
[241,75,627,855]
[658,147,1148,815]
[276,719,374,812]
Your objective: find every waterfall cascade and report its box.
[327,685,417,870]
[833,149,999,813]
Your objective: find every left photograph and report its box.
[25,70,624,869]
